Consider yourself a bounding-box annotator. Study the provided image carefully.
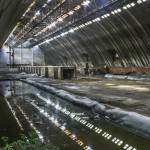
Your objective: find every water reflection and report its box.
[0,81,22,144]
[0,81,150,150]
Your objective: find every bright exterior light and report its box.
[37,93,40,96]
[42,4,47,8]
[137,0,142,4]
[40,109,44,113]
[58,17,63,22]
[92,17,101,22]
[74,5,81,11]
[82,0,90,6]
[68,10,74,15]
[51,22,56,27]
[117,9,122,12]
[61,125,66,131]
[55,103,61,110]
[38,0,144,47]
[50,116,54,121]
[123,6,127,10]
[69,29,75,33]
[127,4,131,8]
[35,11,40,16]
[85,146,93,150]
[130,3,135,7]
[30,0,92,40]
[61,33,65,37]
[47,100,51,104]
[47,0,52,3]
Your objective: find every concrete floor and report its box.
[1,73,150,143]
[1,80,150,150]
[35,77,150,116]
[0,73,150,116]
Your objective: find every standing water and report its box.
[0,80,149,150]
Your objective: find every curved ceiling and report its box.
[3,0,150,68]
[40,1,150,67]
[0,0,33,48]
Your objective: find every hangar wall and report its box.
[14,46,45,66]
[38,1,150,68]
[0,49,9,67]
[14,48,32,65]
[12,1,150,76]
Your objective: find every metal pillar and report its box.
[12,48,15,68]
[8,46,12,68]
[32,48,34,66]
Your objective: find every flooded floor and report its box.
[35,78,150,116]
[0,80,150,150]
[0,95,21,144]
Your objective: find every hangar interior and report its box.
[0,0,150,150]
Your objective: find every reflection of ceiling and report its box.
[0,0,33,48]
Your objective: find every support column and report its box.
[32,48,34,66]
[8,46,12,68]
[20,43,22,65]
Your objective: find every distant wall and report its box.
[0,48,9,67]
[33,46,45,66]
[14,46,45,66]
[14,48,32,65]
